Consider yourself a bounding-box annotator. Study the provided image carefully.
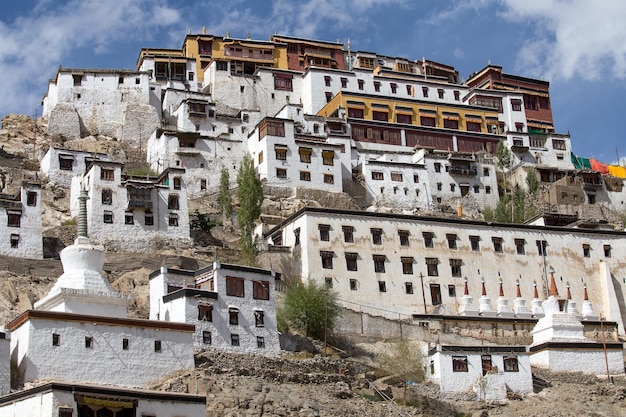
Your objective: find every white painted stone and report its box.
[0,333,9,396]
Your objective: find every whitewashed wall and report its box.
[0,334,9,396]
[0,184,43,259]
[428,349,532,399]
[530,348,624,375]
[272,208,626,331]
[10,315,195,388]
[40,147,114,187]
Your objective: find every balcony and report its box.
[449,167,477,177]
[128,200,153,209]
[511,144,529,153]
[582,182,603,192]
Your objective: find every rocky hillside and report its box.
[151,348,626,417]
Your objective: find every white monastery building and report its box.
[150,261,281,355]
[70,161,192,252]
[40,146,115,187]
[0,182,43,259]
[263,207,626,335]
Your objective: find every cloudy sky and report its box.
[1,0,625,163]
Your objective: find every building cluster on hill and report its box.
[0,29,624,408]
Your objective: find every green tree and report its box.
[526,167,539,195]
[377,340,424,406]
[512,185,526,223]
[496,141,512,171]
[236,155,263,265]
[219,166,232,219]
[280,280,340,340]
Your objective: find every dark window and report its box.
[371,171,384,180]
[253,281,270,300]
[320,251,334,269]
[59,156,74,170]
[503,356,519,372]
[324,76,331,87]
[200,179,207,190]
[325,277,333,288]
[27,191,37,206]
[168,195,179,210]
[294,228,300,245]
[101,168,114,181]
[434,163,441,173]
[405,282,413,294]
[348,107,364,118]
[342,226,354,243]
[469,235,480,251]
[374,81,381,92]
[448,285,456,297]
[422,86,429,97]
[350,279,358,290]
[274,74,292,91]
[7,211,21,227]
[466,121,481,132]
[226,277,245,297]
[378,281,386,292]
[323,174,334,184]
[59,408,73,417]
[154,340,162,353]
[229,308,239,325]
[401,257,414,275]
[345,252,358,271]
[391,172,403,182]
[202,331,212,344]
[276,168,287,178]
[483,168,490,176]
[398,230,410,246]
[446,234,457,249]
[373,255,385,273]
[511,99,522,111]
[275,147,287,160]
[101,189,112,205]
[430,284,442,305]
[406,84,413,95]
[10,234,19,248]
[103,211,113,224]
[486,186,492,194]
[372,111,388,122]
[124,212,134,225]
[423,232,434,248]
[420,116,436,127]
[319,224,330,241]
[453,356,468,372]
[454,90,460,101]
[371,228,383,245]
[341,77,348,88]
[122,338,129,350]
[254,310,264,327]
[325,92,332,103]
[52,333,60,346]
[198,305,213,321]
[257,336,265,348]
[231,334,240,346]
[443,118,458,129]
[300,171,311,181]
[426,258,439,276]
[168,214,179,226]
[437,89,444,99]
[173,177,181,190]
[450,259,462,277]
[357,79,364,90]
[536,240,547,256]
[492,237,503,253]
[583,244,590,258]
[390,83,397,93]
[85,336,93,349]
[144,211,154,226]
[604,245,611,258]
[515,239,525,255]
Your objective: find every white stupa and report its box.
[529,272,624,375]
[513,280,533,319]
[496,279,515,318]
[530,281,545,318]
[34,189,131,317]
[478,279,496,317]
[580,284,599,320]
[458,278,479,316]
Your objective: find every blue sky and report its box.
[1,0,625,163]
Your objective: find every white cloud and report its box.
[500,0,626,81]
[0,0,181,117]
